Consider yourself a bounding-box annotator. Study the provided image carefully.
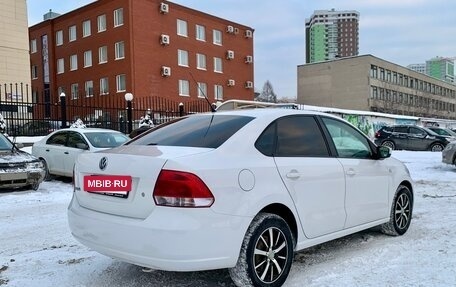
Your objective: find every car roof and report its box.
[194,108,334,119]
[54,128,123,133]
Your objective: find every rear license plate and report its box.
[84,175,132,198]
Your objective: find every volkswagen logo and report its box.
[99,157,108,170]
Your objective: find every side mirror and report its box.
[377,145,391,159]
[75,143,89,150]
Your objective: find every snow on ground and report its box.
[0,151,455,287]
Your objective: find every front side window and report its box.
[97,14,106,32]
[69,25,77,42]
[71,83,79,99]
[84,50,92,67]
[179,79,190,96]
[178,49,189,66]
[99,46,107,63]
[196,53,206,70]
[322,117,372,159]
[67,132,88,149]
[214,57,223,73]
[56,30,63,46]
[116,74,126,92]
[213,29,222,45]
[114,8,124,27]
[115,41,125,59]
[100,77,109,95]
[83,20,91,37]
[177,19,188,37]
[196,24,205,41]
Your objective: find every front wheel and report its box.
[430,143,444,152]
[41,159,52,181]
[229,213,294,287]
[382,140,396,150]
[381,185,413,236]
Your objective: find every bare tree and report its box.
[255,80,277,103]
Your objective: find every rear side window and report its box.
[255,115,329,157]
[46,132,67,145]
[393,126,408,133]
[129,115,254,148]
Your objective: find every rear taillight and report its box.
[374,131,381,138]
[153,170,214,208]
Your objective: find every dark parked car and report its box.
[427,127,456,140]
[374,125,450,151]
[14,120,64,136]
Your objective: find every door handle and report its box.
[286,170,301,179]
[45,149,50,152]
[346,169,356,176]
[64,151,69,154]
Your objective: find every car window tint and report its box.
[409,127,425,135]
[85,132,129,148]
[46,132,67,145]
[275,116,329,157]
[129,115,254,148]
[322,117,372,159]
[67,132,87,148]
[255,122,276,156]
[393,126,408,133]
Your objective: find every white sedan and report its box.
[68,109,413,287]
[32,128,129,178]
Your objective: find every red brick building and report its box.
[29,0,254,111]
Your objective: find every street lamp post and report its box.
[125,92,134,134]
[60,92,67,128]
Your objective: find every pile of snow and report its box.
[0,151,455,286]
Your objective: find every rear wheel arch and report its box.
[259,203,298,246]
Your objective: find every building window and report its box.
[31,65,38,79]
[70,54,78,71]
[370,65,377,78]
[83,20,91,37]
[179,79,190,96]
[57,58,64,74]
[214,57,223,73]
[178,49,189,67]
[213,29,222,45]
[100,77,109,95]
[116,74,126,92]
[114,8,124,27]
[197,82,207,98]
[177,19,188,37]
[196,24,205,41]
[115,41,125,59]
[69,25,77,42]
[84,50,92,67]
[30,39,37,53]
[56,30,63,46]
[214,84,223,101]
[85,80,93,97]
[71,83,79,99]
[99,46,108,63]
[196,53,206,70]
[97,14,106,32]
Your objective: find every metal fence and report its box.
[0,83,212,136]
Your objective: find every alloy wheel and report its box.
[394,193,411,230]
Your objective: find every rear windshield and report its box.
[128,114,254,148]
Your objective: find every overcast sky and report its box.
[27,0,456,99]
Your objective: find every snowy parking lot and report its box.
[1,151,455,286]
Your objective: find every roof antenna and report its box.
[189,72,216,112]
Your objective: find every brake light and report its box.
[153,170,214,208]
[374,131,381,138]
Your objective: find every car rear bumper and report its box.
[68,194,251,271]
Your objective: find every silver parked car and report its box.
[0,133,45,190]
[442,141,456,166]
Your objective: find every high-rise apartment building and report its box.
[426,57,454,83]
[29,0,255,109]
[0,0,30,100]
[305,9,359,63]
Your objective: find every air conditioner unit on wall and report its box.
[245,81,253,89]
[226,25,234,33]
[227,79,235,86]
[161,66,171,77]
[226,50,235,60]
[160,3,169,14]
[160,34,170,45]
[245,55,253,64]
[244,30,253,38]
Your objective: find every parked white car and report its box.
[32,128,129,178]
[68,109,414,287]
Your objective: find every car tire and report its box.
[229,213,294,287]
[41,159,52,181]
[381,140,395,150]
[381,185,413,236]
[430,143,444,152]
